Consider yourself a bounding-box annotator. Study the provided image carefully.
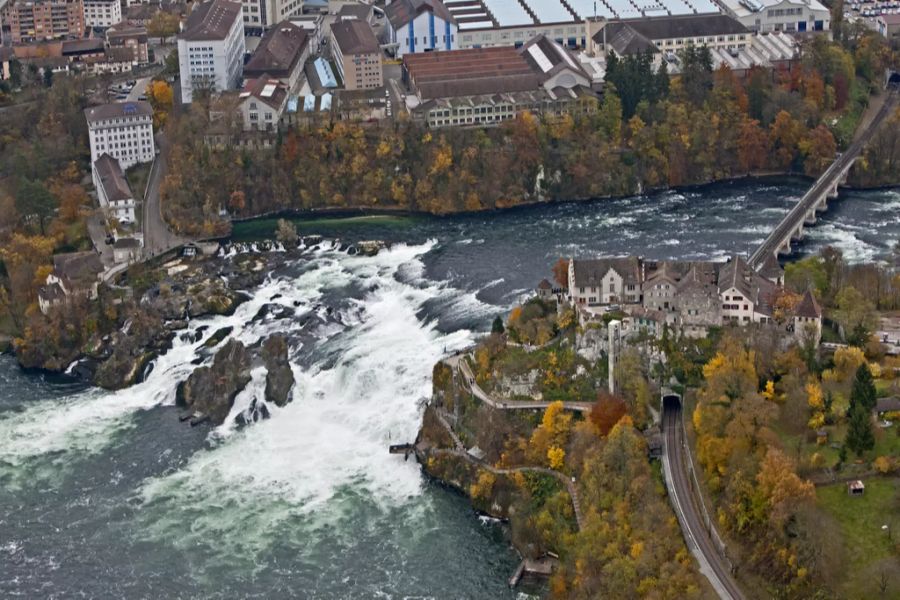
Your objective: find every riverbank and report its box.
[227,173,900,246]
[408,310,711,598]
[9,237,380,392]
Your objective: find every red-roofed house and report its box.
[237,75,288,131]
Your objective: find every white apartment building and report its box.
[177,0,245,103]
[239,0,303,32]
[84,101,155,169]
[83,0,121,28]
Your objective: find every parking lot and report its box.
[844,0,900,18]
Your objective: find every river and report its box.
[1,180,897,598]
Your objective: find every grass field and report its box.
[817,477,900,598]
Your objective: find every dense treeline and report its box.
[431,303,705,598]
[0,77,95,335]
[163,34,896,235]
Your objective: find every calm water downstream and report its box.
[1,180,897,598]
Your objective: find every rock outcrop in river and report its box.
[261,335,294,407]
[176,339,252,425]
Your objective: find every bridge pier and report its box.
[803,209,817,225]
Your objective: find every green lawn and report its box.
[817,477,900,598]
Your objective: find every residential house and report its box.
[106,24,150,64]
[112,237,142,263]
[177,0,245,103]
[568,256,642,306]
[236,75,288,130]
[717,255,778,325]
[93,153,137,223]
[243,20,309,91]
[330,18,382,90]
[791,289,822,344]
[385,0,457,57]
[37,251,103,314]
[536,278,553,299]
[83,47,136,73]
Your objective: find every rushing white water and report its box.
[134,242,488,560]
[1,241,500,568]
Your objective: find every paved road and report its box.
[456,356,592,413]
[750,89,898,268]
[663,401,744,600]
[142,131,189,257]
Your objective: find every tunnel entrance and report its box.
[662,394,682,410]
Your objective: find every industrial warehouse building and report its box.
[402,34,595,127]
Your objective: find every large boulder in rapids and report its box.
[93,349,156,390]
[261,334,294,407]
[176,339,252,424]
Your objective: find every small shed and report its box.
[875,397,900,417]
[847,480,865,496]
[816,429,828,445]
[113,237,142,263]
[536,279,553,299]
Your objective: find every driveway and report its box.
[142,131,189,257]
[86,212,115,268]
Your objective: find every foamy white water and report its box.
[133,241,488,559]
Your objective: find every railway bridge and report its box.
[748,88,898,270]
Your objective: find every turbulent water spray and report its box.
[0,242,496,547]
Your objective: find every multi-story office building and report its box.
[1,0,85,43]
[177,0,245,103]
[84,101,155,169]
[239,0,304,33]
[82,0,119,28]
[330,19,382,90]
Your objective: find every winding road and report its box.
[663,400,744,600]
